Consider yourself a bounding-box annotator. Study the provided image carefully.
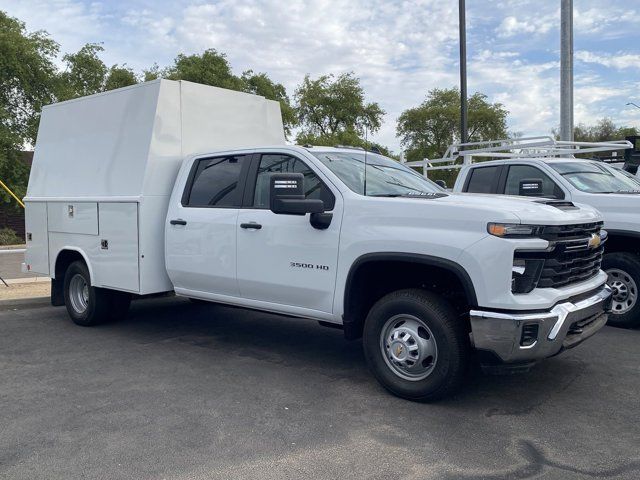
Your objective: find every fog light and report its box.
[520,323,539,347]
[512,258,544,294]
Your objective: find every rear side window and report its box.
[465,166,500,193]
[504,165,563,199]
[186,155,249,207]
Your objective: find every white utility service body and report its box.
[24,79,285,295]
[24,82,612,401]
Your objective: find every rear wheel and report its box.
[603,252,640,328]
[63,261,112,326]
[362,289,469,401]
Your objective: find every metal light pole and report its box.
[560,0,574,141]
[459,0,468,144]
[627,102,640,110]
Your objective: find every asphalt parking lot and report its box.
[1,297,639,480]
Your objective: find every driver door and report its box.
[236,153,342,314]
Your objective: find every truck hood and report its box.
[572,192,640,231]
[426,192,602,225]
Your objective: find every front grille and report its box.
[540,222,602,241]
[516,222,605,290]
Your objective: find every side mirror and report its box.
[270,173,325,215]
[435,179,447,189]
[519,178,543,196]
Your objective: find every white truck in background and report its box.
[438,138,640,328]
[24,82,612,401]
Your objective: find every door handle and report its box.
[240,222,262,230]
[170,219,187,226]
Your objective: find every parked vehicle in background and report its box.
[428,137,640,328]
[24,85,611,401]
[622,135,640,174]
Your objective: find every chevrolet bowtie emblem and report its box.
[588,233,601,249]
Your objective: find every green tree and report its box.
[163,49,245,91]
[57,43,108,100]
[397,88,509,163]
[0,11,59,205]
[294,73,385,147]
[241,70,296,136]
[104,65,138,91]
[569,118,638,142]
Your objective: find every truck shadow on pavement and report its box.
[120,297,598,410]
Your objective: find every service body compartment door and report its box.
[47,202,98,235]
[94,202,139,292]
[24,201,49,275]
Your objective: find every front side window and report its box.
[465,166,500,193]
[504,165,563,198]
[253,154,335,209]
[549,161,640,194]
[186,155,248,207]
[311,151,443,197]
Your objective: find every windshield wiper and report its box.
[384,181,427,194]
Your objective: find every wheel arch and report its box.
[603,230,640,255]
[342,253,478,340]
[51,248,93,307]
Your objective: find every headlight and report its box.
[511,258,544,294]
[488,223,544,238]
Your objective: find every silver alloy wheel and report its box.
[380,314,438,381]
[69,273,89,315]
[607,268,638,315]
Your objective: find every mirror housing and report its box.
[519,178,544,196]
[270,173,325,215]
[435,179,447,189]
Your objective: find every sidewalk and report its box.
[0,277,50,302]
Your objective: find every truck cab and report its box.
[453,141,640,328]
[24,84,612,401]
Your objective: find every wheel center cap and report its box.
[390,341,409,361]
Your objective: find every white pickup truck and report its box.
[24,82,612,401]
[451,138,640,328]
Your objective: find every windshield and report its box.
[311,150,444,197]
[549,161,640,194]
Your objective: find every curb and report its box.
[3,277,50,285]
[0,296,51,309]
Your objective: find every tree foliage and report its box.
[163,49,245,91]
[294,73,385,147]
[152,50,296,135]
[397,88,509,163]
[0,11,58,205]
[569,118,638,142]
[104,65,138,91]
[57,44,139,100]
[241,70,296,136]
[58,43,108,100]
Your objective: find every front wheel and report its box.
[603,252,640,328]
[362,289,469,401]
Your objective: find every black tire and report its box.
[603,252,640,328]
[109,290,132,322]
[63,260,111,326]
[362,289,469,402]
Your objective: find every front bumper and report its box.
[469,284,612,364]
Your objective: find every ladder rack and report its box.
[403,137,634,177]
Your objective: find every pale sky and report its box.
[2,0,639,152]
